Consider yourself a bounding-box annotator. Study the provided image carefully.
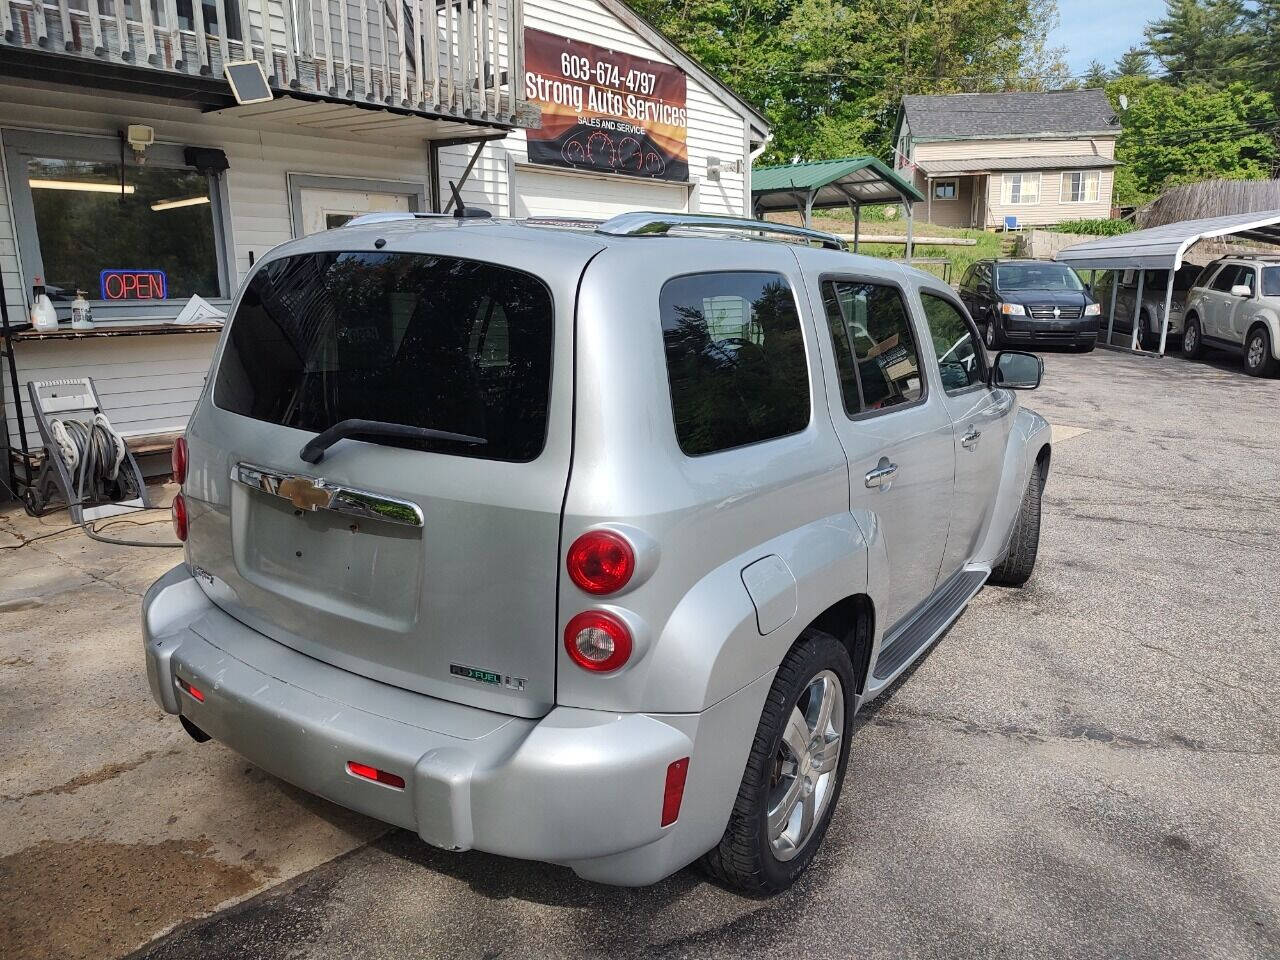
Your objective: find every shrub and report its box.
[1054,218,1134,236]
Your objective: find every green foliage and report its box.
[625,0,1071,163]
[1106,75,1276,204]
[1054,219,1135,236]
[1114,46,1153,78]
[1145,0,1251,88]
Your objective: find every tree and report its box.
[1107,76,1276,204]
[1243,0,1280,108]
[1144,0,1251,88]
[1114,46,1152,78]
[1082,60,1110,88]
[626,0,1074,163]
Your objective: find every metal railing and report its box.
[2,0,530,124]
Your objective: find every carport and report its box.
[751,156,926,255]
[1055,209,1280,355]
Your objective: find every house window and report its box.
[3,130,231,319]
[1061,170,1100,204]
[932,179,958,200]
[1001,173,1041,205]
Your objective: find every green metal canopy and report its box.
[751,156,924,253]
[752,156,924,210]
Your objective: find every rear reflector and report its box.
[176,676,205,702]
[347,761,406,790]
[661,757,690,827]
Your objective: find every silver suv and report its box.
[1183,255,1280,376]
[142,212,1051,892]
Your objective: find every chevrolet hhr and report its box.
[143,212,1051,892]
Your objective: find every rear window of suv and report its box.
[213,252,554,462]
[659,271,809,456]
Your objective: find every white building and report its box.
[0,0,769,485]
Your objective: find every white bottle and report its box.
[71,290,94,331]
[30,277,58,332]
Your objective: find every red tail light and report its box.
[564,610,632,672]
[661,757,690,826]
[171,436,189,485]
[347,761,406,789]
[171,493,188,542]
[566,530,635,595]
[176,676,205,702]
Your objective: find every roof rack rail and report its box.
[596,212,848,250]
[1220,252,1280,260]
[343,212,457,227]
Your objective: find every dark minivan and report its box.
[960,259,1100,352]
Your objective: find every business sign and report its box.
[523,28,688,182]
[100,269,167,300]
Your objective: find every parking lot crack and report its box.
[1,751,157,802]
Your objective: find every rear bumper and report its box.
[142,564,764,885]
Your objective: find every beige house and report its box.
[893,90,1121,230]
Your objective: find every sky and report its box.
[1049,0,1166,74]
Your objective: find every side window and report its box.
[660,271,810,456]
[921,293,985,393]
[1241,267,1257,295]
[1210,265,1241,292]
[976,263,992,288]
[959,265,974,290]
[821,279,925,415]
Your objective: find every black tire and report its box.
[1243,325,1279,377]
[701,630,854,894]
[984,317,1002,351]
[990,460,1043,588]
[1182,316,1204,360]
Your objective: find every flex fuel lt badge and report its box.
[450,663,526,691]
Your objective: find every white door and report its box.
[513,167,688,219]
[298,187,414,235]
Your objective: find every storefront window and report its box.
[27,157,220,302]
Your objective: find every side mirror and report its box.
[1084,282,1093,294]
[977,283,992,295]
[1230,284,1253,298]
[990,350,1043,390]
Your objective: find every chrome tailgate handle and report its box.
[865,459,899,489]
[232,462,424,528]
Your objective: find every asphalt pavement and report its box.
[5,346,1278,959]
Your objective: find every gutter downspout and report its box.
[748,134,772,219]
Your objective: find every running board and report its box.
[872,568,988,680]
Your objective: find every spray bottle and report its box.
[30,276,58,332]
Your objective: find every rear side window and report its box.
[659,271,809,456]
[821,279,924,415]
[213,252,554,461]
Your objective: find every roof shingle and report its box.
[901,89,1119,140]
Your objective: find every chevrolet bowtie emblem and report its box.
[278,475,334,511]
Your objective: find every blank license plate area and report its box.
[231,483,423,628]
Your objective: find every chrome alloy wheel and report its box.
[767,670,845,861]
[986,321,997,349]
[1247,333,1265,370]
[1185,324,1198,352]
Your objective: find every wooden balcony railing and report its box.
[2,0,535,126]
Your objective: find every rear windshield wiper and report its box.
[299,419,487,464]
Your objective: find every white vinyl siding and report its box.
[1061,170,1100,204]
[1001,173,1041,205]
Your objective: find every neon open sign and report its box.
[100,269,167,300]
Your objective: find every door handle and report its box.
[865,459,899,489]
[961,427,982,450]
